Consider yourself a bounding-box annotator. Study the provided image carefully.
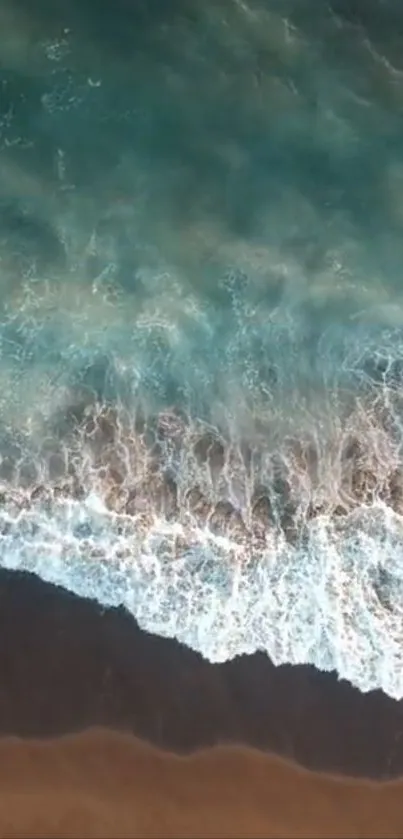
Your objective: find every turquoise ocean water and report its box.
[2,0,403,697]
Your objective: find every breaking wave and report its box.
[2,305,403,699]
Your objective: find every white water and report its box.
[1,489,403,698]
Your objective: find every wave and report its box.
[1,331,403,700]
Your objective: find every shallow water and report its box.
[2,0,403,697]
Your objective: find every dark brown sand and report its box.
[1,727,403,839]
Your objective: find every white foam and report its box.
[1,492,403,699]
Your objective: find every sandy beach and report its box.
[0,569,402,837]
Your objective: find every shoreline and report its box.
[1,567,403,780]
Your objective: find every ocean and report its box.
[2,0,403,698]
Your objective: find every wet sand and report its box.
[1,567,403,782]
[2,728,403,839]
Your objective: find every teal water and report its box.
[2,0,403,697]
